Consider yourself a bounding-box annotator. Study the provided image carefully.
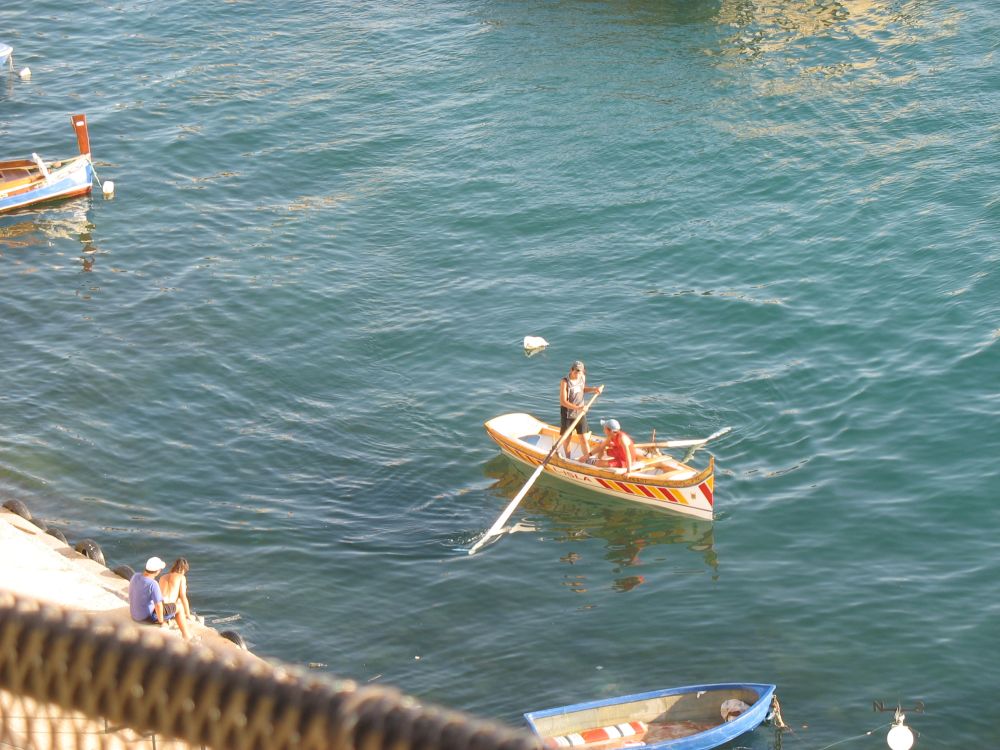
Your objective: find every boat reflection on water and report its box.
[482,455,718,587]
[0,202,101,270]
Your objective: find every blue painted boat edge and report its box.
[523,683,775,721]
[0,161,93,213]
[523,683,776,750]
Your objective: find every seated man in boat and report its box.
[587,418,641,473]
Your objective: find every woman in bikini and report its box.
[159,558,193,640]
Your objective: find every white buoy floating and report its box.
[886,710,916,750]
[102,180,115,198]
[19,67,31,80]
[523,335,549,354]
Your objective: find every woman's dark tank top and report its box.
[561,375,584,421]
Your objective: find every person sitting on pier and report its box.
[587,418,641,473]
[128,556,191,639]
[159,558,194,640]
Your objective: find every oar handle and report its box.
[469,388,603,555]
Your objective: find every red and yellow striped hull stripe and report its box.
[594,477,713,507]
[497,440,713,507]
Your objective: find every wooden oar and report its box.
[634,426,733,450]
[468,388,603,555]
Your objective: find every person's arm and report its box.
[152,580,166,624]
[586,437,607,459]
[584,383,604,394]
[179,576,190,616]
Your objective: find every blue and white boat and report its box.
[524,683,776,750]
[0,114,94,215]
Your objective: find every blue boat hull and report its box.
[0,158,93,214]
[524,683,776,750]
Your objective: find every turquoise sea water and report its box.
[1,1,997,746]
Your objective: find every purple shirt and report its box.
[128,572,163,621]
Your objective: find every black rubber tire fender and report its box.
[46,527,69,545]
[2,498,32,521]
[220,630,248,650]
[74,539,106,566]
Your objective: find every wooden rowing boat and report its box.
[524,683,776,750]
[484,413,716,521]
[0,114,94,214]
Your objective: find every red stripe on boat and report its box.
[545,721,648,749]
[634,484,657,499]
[699,481,713,506]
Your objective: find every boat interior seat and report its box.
[0,169,40,192]
[524,429,589,461]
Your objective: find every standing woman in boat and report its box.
[559,361,603,458]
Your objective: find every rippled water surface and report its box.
[1,0,998,746]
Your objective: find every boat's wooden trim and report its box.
[0,174,43,195]
[72,113,90,156]
[0,159,39,170]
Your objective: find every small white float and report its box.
[522,335,549,353]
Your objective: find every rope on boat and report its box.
[767,697,906,750]
[811,720,893,750]
[773,719,892,750]
[86,155,105,190]
[84,155,116,197]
